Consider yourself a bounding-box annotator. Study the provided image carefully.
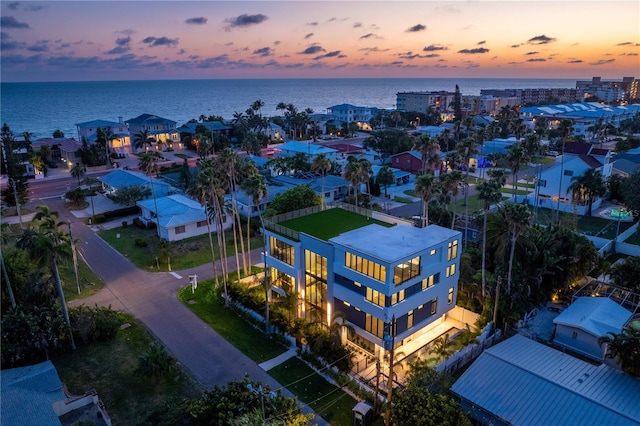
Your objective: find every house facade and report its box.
[553,297,632,361]
[274,141,338,162]
[75,119,131,156]
[98,169,173,199]
[31,137,83,169]
[326,104,376,125]
[388,150,424,174]
[137,194,225,242]
[125,113,178,151]
[532,142,613,215]
[264,206,462,359]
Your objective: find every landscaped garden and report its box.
[99,226,263,271]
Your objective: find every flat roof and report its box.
[278,208,394,241]
[451,334,640,426]
[330,222,459,263]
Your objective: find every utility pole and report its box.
[373,360,381,415]
[384,316,396,426]
[493,276,502,332]
[68,222,81,295]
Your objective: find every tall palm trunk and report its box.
[230,211,241,282]
[205,215,220,288]
[257,209,270,334]
[1,252,16,308]
[213,196,229,305]
[481,204,488,297]
[246,200,252,276]
[507,229,517,295]
[52,258,75,350]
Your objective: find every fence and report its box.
[434,324,502,375]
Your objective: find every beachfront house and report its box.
[273,141,338,162]
[263,206,463,366]
[326,104,377,130]
[177,121,232,150]
[75,119,131,157]
[136,194,227,242]
[31,137,83,170]
[532,142,612,215]
[125,113,178,152]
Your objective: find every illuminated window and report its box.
[394,256,421,285]
[407,310,414,328]
[431,297,438,315]
[366,287,385,307]
[448,287,454,304]
[365,314,384,338]
[345,252,387,282]
[430,249,437,256]
[446,264,456,277]
[447,240,459,261]
[390,289,405,305]
[422,273,440,290]
[270,237,295,266]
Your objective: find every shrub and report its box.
[133,217,146,229]
[93,214,106,224]
[122,220,128,228]
[70,305,122,345]
[135,238,148,248]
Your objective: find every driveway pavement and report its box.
[45,197,329,425]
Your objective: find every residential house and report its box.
[553,296,632,362]
[227,184,292,218]
[388,151,424,174]
[31,137,83,169]
[371,165,412,186]
[272,173,349,204]
[264,206,462,362]
[326,104,376,126]
[273,141,338,162]
[451,334,640,426]
[1,360,111,426]
[613,147,640,177]
[75,119,130,156]
[125,113,178,151]
[98,169,173,199]
[137,194,226,241]
[532,142,613,215]
[177,121,232,149]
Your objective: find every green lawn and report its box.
[53,313,204,425]
[403,189,416,197]
[174,153,193,160]
[279,208,395,241]
[99,226,263,271]
[268,357,360,426]
[58,256,105,302]
[177,274,287,363]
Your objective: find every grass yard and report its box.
[279,208,395,241]
[403,189,416,197]
[177,273,287,363]
[268,357,360,426]
[53,313,204,425]
[58,256,105,302]
[392,196,413,204]
[99,226,263,271]
[174,153,193,160]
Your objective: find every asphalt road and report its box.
[40,198,329,425]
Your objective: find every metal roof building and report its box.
[451,334,640,426]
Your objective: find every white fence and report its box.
[434,323,501,375]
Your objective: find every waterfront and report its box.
[1,77,576,138]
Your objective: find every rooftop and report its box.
[553,296,632,337]
[278,207,394,241]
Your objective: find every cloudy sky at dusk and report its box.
[1,0,638,82]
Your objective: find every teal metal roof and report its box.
[137,194,207,228]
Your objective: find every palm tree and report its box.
[376,165,395,199]
[440,170,466,229]
[414,171,437,228]
[240,174,271,333]
[187,161,222,290]
[343,157,361,206]
[477,180,503,297]
[138,152,161,236]
[413,135,441,173]
[311,153,332,210]
[556,119,574,224]
[504,203,532,294]
[487,168,508,187]
[508,118,527,141]
[70,163,85,186]
[455,137,479,240]
[567,169,606,216]
[598,326,640,377]
[218,148,245,279]
[506,143,528,198]
[133,129,154,152]
[16,206,76,349]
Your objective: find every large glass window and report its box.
[391,289,405,305]
[447,240,459,261]
[305,250,328,325]
[421,273,440,290]
[270,236,295,266]
[431,297,438,315]
[366,287,385,307]
[393,256,421,285]
[407,310,414,329]
[271,268,295,293]
[345,252,386,282]
[365,314,384,338]
[448,287,454,304]
[446,263,456,277]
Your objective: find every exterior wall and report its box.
[390,153,422,173]
[554,324,605,360]
[166,221,210,242]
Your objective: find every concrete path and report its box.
[45,197,329,425]
[259,347,299,371]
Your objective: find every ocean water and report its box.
[0,78,575,139]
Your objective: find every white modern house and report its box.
[264,206,463,362]
[136,194,229,242]
[75,119,131,156]
[273,141,338,162]
[326,104,376,125]
[532,142,613,215]
[125,113,179,151]
[553,296,632,361]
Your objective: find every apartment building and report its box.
[264,206,462,357]
[576,77,637,102]
[396,91,455,115]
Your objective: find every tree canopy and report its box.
[263,185,321,217]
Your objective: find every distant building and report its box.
[125,113,178,151]
[396,91,455,115]
[326,104,377,125]
[75,118,131,156]
[576,76,637,102]
[480,88,584,105]
[273,141,338,162]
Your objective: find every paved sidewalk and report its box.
[259,347,298,371]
